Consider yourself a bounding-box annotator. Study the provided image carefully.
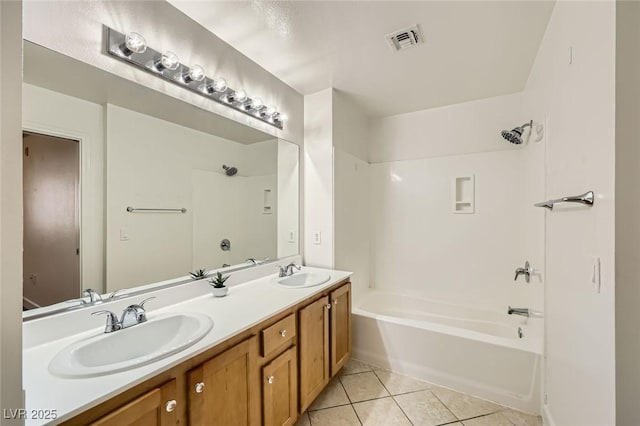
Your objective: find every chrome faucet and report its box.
[67,288,104,306]
[92,297,155,333]
[514,261,533,283]
[508,306,530,317]
[120,297,155,328]
[246,257,269,266]
[277,263,301,277]
[285,263,301,275]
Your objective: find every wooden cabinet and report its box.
[298,283,351,412]
[298,295,331,412]
[187,336,259,426]
[90,380,177,426]
[67,278,350,426]
[262,347,297,426]
[330,284,352,376]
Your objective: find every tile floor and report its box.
[295,359,542,426]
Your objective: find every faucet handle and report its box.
[276,265,287,277]
[514,261,532,283]
[138,297,156,309]
[92,310,122,333]
[108,288,128,299]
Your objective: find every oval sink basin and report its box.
[277,272,331,288]
[49,312,213,378]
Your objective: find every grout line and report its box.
[390,395,415,426]
[428,389,461,423]
[337,375,355,405]
[308,402,352,412]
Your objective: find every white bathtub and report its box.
[352,290,542,413]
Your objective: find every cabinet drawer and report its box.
[262,314,296,357]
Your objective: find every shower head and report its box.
[222,165,238,176]
[501,120,533,145]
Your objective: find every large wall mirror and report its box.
[22,41,299,318]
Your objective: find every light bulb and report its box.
[234,89,247,103]
[250,97,263,110]
[184,64,205,83]
[161,51,179,70]
[154,51,179,72]
[121,32,147,56]
[213,78,228,92]
[265,106,277,116]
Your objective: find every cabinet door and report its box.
[298,296,330,412]
[187,336,258,426]
[263,347,298,426]
[90,380,177,426]
[330,283,352,376]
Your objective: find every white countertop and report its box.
[23,266,351,425]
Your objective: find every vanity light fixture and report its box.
[106,26,284,129]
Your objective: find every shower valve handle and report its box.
[514,261,532,283]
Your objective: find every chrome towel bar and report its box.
[126,206,187,213]
[534,191,594,210]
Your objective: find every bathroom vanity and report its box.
[23,267,351,426]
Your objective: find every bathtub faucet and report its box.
[507,306,530,317]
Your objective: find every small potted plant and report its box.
[190,269,209,280]
[209,272,229,297]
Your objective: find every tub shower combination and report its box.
[352,289,542,413]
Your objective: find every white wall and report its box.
[23,0,304,145]
[366,93,544,313]
[615,1,640,424]
[0,0,24,418]
[333,91,371,298]
[369,149,541,311]
[105,104,278,291]
[22,83,105,294]
[335,150,370,299]
[369,93,523,163]
[522,1,616,425]
[304,89,334,268]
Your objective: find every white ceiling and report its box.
[169,1,555,117]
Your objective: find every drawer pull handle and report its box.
[165,400,177,412]
[195,382,205,393]
[333,299,338,305]
[267,375,274,384]
[326,303,332,310]
[279,329,287,337]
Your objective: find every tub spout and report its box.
[508,306,530,317]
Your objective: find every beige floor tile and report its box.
[308,405,361,426]
[295,411,310,426]
[502,409,542,426]
[430,386,502,420]
[309,377,351,411]
[462,412,513,426]
[352,397,412,426]
[374,369,431,395]
[340,372,390,402]
[340,358,373,375]
[394,389,458,426]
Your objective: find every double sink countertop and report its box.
[23,265,351,425]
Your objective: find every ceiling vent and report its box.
[386,25,424,52]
